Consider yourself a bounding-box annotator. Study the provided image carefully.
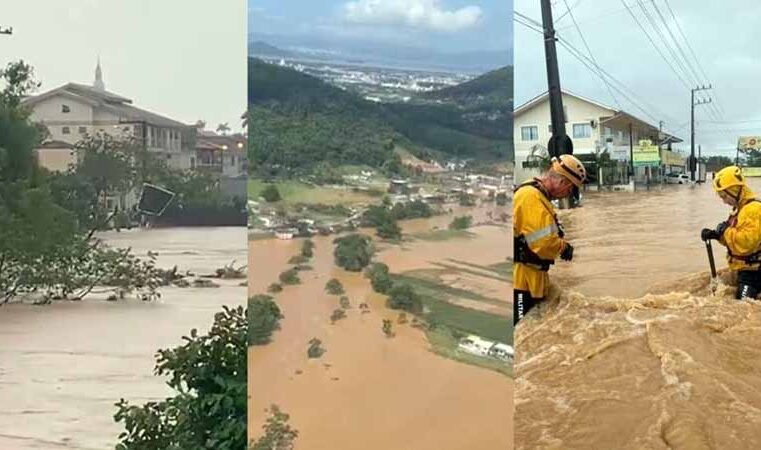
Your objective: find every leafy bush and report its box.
[278,268,300,285]
[330,309,347,324]
[267,283,283,294]
[248,295,283,345]
[301,239,315,258]
[307,338,325,359]
[261,184,281,203]
[325,278,345,295]
[114,305,247,450]
[449,215,473,230]
[250,405,298,450]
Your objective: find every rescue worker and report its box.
[701,166,761,300]
[513,154,587,324]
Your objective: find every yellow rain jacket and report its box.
[720,186,761,271]
[513,179,569,298]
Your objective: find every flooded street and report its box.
[516,180,761,449]
[0,227,246,450]
[248,205,513,450]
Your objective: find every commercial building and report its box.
[514,90,683,187]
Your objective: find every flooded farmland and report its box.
[248,204,512,450]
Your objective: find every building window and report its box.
[521,126,539,141]
[78,126,87,134]
[573,123,592,139]
[62,104,70,113]
[62,126,71,135]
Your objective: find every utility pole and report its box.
[540,0,572,158]
[691,85,712,181]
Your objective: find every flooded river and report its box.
[0,227,246,450]
[248,204,512,450]
[515,180,761,449]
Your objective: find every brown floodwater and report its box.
[0,227,246,450]
[515,180,761,449]
[248,204,512,450]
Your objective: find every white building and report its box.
[513,90,682,186]
[24,60,196,172]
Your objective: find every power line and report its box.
[619,0,690,89]
[635,0,696,87]
[515,13,678,133]
[555,0,582,24]
[561,0,620,108]
[555,0,657,30]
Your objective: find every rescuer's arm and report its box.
[722,205,761,256]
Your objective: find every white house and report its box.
[23,60,196,172]
[513,90,682,185]
[458,335,495,357]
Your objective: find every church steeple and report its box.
[94,57,105,91]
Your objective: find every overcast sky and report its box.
[249,0,512,53]
[515,0,761,156]
[1,0,246,132]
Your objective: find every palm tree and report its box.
[216,122,231,136]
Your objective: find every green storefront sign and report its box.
[632,139,660,167]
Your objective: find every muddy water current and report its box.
[516,181,761,449]
[249,204,512,450]
[0,227,246,450]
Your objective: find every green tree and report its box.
[376,218,402,240]
[365,263,393,294]
[114,305,247,450]
[449,215,473,230]
[387,284,422,313]
[301,239,315,258]
[248,295,283,345]
[278,268,300,285]
[307,338,325,358]
[333,234,374,272]
[325,278,345,295]
[261,184,282,202]
[250,405,298,450]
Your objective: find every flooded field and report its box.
[515,180,761,449]
[0,227,246,450]
[248,204,512,450]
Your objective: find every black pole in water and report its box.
[705,239,717,279]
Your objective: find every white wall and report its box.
[30,96,94,143]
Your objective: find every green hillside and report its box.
[247,58,513,175]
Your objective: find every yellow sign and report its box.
[738,136,761,151]
[742,167,761,177]
[633,139,660,167]
[661,149,685,166]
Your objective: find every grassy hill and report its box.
[247,58,513,175]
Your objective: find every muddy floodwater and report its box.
[0,227,246,450]
[516,180,761,449]
[248,205,512,450]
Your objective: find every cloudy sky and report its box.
[515,0,761,156]
[249,0,512,53]
[1,0,246,132]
